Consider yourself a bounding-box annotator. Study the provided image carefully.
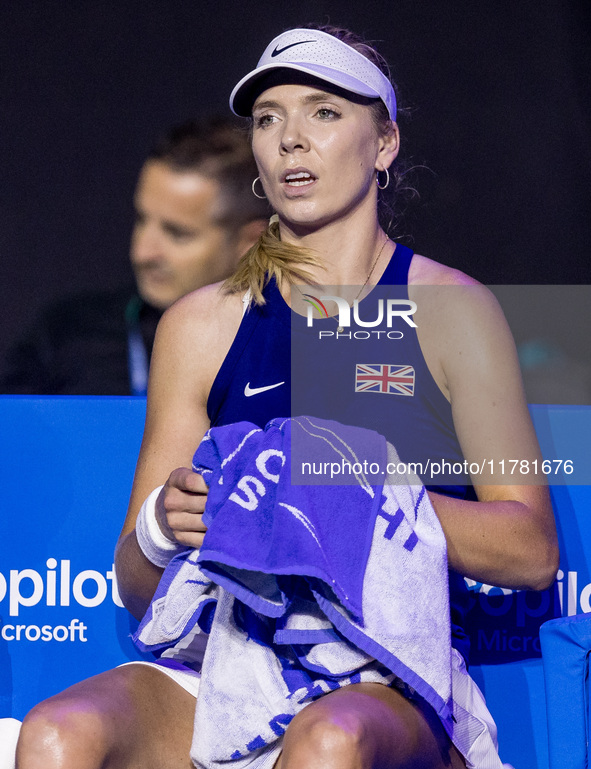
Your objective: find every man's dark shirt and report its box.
[0,286,161,395]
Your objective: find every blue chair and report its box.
[467,405,591,769]
[537,414,591,769]
[539,614,591,769]
[0,397,589,768]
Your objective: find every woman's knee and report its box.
[279,684,456,769]
[17,694,114,768]
[281,695,374,768]
[15,666,150,768]
[16,665,196,769]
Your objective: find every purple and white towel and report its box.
[134,416,452,768]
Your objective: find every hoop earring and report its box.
[252,177,267,200]
[376,168,390,190]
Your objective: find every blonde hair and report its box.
[223,220,319,306]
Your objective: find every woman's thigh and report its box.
[276,683,466,769]
[16,664,196,769]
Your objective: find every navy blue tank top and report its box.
[208,244,471,662]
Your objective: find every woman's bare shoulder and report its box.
[408,253,508,341]
[408,253,480,287]
[407,253,514,400]
[160,281,244,332]
[408,253,505,338]
[149,282,245,398]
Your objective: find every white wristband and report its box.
[135,485,187,568]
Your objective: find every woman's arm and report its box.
[114,284,243,619]
[413,273,559,591]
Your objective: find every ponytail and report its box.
[223,220,320,306]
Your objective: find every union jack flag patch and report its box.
[355,363,415,396]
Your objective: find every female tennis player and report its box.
[16,25,558,769]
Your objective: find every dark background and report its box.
[1,0,590,378]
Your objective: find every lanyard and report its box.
[125,296,149,396]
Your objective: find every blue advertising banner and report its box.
[1,397,589,769]
[0,396,152,720]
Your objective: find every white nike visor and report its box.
[230,28,397,121]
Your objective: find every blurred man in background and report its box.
[0,117,268,394]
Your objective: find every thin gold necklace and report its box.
[295,236,390,333]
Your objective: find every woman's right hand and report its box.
[157,467,209,549]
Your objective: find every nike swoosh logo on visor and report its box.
[271,41,315,57]
[244,381,285,397]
